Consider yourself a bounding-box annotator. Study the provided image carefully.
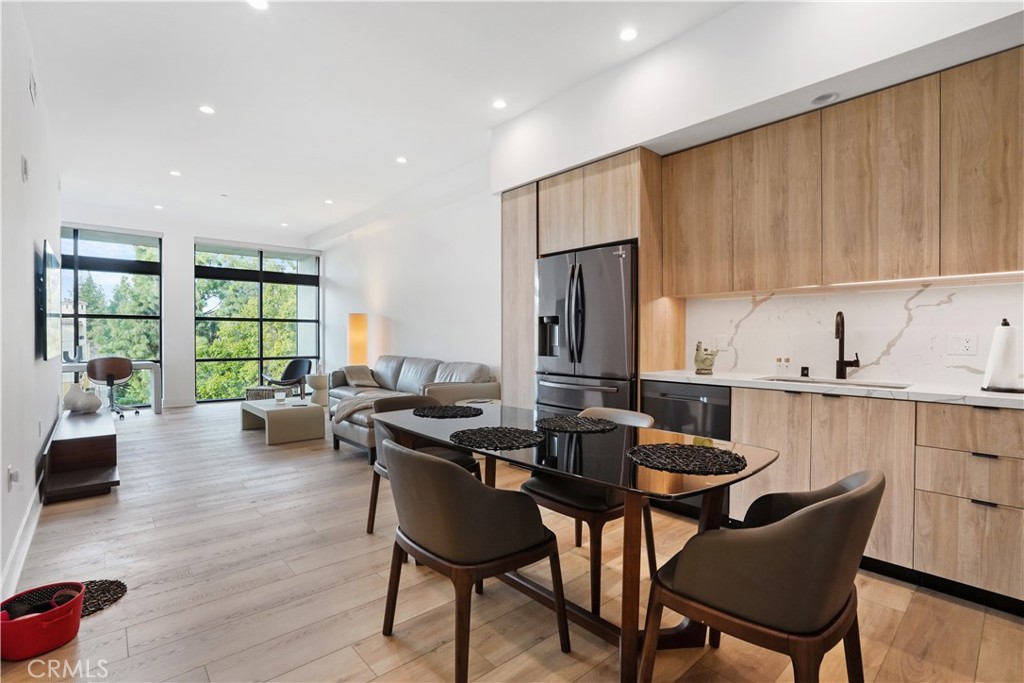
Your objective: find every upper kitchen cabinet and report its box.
[501,183,538,409]
[663,139,733,296]
[538,168,584,255]
[733,112,822,291]
[940,47,1023,275]
[822,76,940,284]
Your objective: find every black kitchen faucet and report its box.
[835,311,861,380]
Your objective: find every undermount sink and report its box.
[756,376,912,390]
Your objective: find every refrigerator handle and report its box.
[575,264,585,360]
[566,263,578,362]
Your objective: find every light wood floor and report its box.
[4,403,1021,683]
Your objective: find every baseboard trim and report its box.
[1,484,42,599]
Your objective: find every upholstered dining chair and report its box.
[520,406,658,616]
[86,356,135,419]
[261,358,312,399]
[638,470,885,683]
[381,439,570,683]
[366,395,481,534]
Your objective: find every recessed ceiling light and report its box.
[812,92,839,106]
[492,99,507,110]
[396,156,408,164]
[619,27,638,42]
[154,205,164,210]
[280,223,288,227]
[198,105,216,115]
[247,0,269,9]
[169,170,181,177]
[325,199,334,204]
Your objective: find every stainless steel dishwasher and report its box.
[640,380,732,520]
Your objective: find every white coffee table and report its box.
[241,398,324,445]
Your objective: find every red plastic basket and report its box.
[1,582,85,660]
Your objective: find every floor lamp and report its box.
[348,313,368,365]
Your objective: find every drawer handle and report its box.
[974,405,1000,411]
[784,390,803,396]
[971,452,999,460]
[821,394,842,399]
[970,499,998,508]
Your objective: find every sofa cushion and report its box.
[373,355,406,391]
[344,365,379,387]
[435,361,491,383]
[347,408,374,427]
[396,357,442,393]
[329,385,384,400]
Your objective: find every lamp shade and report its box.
[348,313,368,365]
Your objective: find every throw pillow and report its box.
[344,365,379,387]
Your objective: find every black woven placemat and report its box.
[450,427,544,451]
[412,405,483,419]
[535,416,617,433]
[627,443,747,475]
[82,579,127,617]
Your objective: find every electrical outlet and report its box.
[713,334,729,351]
[946,332,979,356]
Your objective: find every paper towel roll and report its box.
[982,320,1023,393]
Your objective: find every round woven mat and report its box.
[82,579,127,617]
[535,416,616,434]
[627,443,747,475]
[450,427,544,451]
[412,405,483,419]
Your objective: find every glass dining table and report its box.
[372,403,778,683]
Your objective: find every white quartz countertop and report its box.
[640,370,1024,410]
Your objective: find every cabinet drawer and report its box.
[914,490,1024,599]
[915,446,1024,508]
[916,403,1024,458]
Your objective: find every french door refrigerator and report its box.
[535,243,637,466]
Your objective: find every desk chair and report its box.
[381,439,570,683]
[639,470,885,683]
[261,359,312,399]
[520,406,658,617]
[86,357,136,419]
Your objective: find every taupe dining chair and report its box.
[381,439,570,683]
[520,406,658,616]
[639,470,885,683]
[86,356,135,419]
[366,395,481,534]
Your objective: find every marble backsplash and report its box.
[684,282,1024,388]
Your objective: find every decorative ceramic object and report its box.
[694,341,719,376]
[63,383,102,413]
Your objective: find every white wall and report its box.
[491,2,1022,191]
[686,282,1024,387]
[1,2,62,595]
[312,161,500,375]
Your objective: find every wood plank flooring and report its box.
[4,403,1021,682]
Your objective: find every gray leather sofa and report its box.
[328,354,500,458]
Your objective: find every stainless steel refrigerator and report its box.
[535,243,637,465]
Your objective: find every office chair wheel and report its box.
[119,414,125,420]
[135,410,140,416]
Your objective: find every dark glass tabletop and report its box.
[373,404,778,500]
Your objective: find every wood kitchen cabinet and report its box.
[940,47,1023,275]
[663,139,733,296]
[810,394,915,566]
[822,76,940,283]
[538,168,583,255]
[501,183,538,408]
[728,388,811,520]
[914,403,1024,598]
[733,112,822,291]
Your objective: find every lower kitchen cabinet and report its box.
[729,388,812,520]
[914,490,1023,599]
[810,394,916,567]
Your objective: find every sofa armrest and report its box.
[422,381,501,405]
[329,370,348,389]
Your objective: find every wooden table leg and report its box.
[620,492,644,683]
[484,455,496,488]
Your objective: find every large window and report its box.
[60,227,162,407]
[194,244,319,401]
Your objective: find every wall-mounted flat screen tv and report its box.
[40,239,62,360]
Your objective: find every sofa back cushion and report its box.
[435,361,492,383]
[396,357,442,393]
[373,355,407,391]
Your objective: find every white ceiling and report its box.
[21,1,738,238]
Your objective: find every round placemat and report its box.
[627,443,747,475]
[536,416,616,434]
[412,405,484,419]
[82,579,127,617]
[450,427,544,451]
